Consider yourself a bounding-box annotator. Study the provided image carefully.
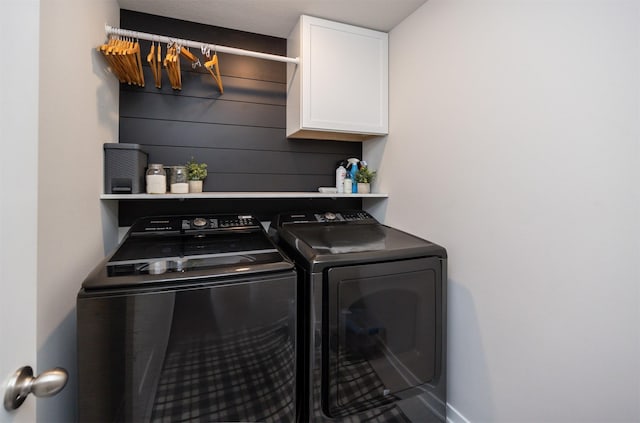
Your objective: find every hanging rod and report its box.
[104,24,299,65]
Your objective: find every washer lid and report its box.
[83,216,293,290]
[109,230,277,264]
[279,223,446,270]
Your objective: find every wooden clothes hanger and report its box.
[204,51,223,94]
[98,38,124,83]
[163,45,174,88]
[157,43,162,87]
[100,34,227,95]
[101,38,130,83]
[131,39,145,86]
[173,46,182,89]
[163,44,182,90]
[118,38,142,86]
[98,36,145,87]
[179,47,201,69]
[147,41,161,88]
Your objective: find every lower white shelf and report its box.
[100,192,389,200]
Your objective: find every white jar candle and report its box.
[146,164,167,194]
[170,182,189,194]
[343,178,352,194]
[169,166,189,194]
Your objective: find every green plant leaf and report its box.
[186,158,208,181]
[355,166,376,183]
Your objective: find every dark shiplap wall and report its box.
[118,10,362,224]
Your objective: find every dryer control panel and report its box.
[274,210,377,226]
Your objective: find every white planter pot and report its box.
[356,183,370,194]
[188,180,203,193]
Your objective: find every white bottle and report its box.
[335,162,346,193]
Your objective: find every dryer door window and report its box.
[324,257,443,418]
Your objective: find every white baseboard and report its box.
[447,403,471,423]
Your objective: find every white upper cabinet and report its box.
[287,15,389,141]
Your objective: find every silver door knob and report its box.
[3,366,68,411]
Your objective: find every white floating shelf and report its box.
[100,192,389,200]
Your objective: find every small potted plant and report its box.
[185,158,208,193]
[354,166,376,194]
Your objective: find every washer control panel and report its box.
[130,214,259,235]
[182,215,257,231]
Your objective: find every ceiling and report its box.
[117,0,428,38]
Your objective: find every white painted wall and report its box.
[0,0,39,421]
[37,0,119,421]
[366,0,640,421]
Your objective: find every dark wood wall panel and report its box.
[120,90,285,127]
[118,198,363,226]
[142,146,350,175]
[119,119,357,153]
[118,10,362,223]
[124,69,286,104]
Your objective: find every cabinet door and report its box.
[290,16,388,139]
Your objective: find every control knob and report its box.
[192,217,208,227]
[324,212,336,221]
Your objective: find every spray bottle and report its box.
[347,158,359,193]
